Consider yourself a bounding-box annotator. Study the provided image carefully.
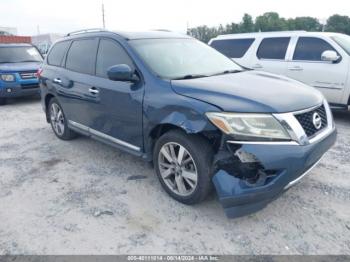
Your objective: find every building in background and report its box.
[31,33,63,55]
[0,26,18,35]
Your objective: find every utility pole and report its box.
[102,1,106,29]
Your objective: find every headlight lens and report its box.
[206,112,291,141]
[0,74,15,82]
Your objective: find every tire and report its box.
[0,97,6,106]
[48,97,77,140]
[153,129,214,205]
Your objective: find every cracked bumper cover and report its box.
[212,127,337,218]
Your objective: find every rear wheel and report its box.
[48,97,77,140]
[153,130,214,205]
[0,97,6,106]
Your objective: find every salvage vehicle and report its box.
[0,43,43,105]
[209,31,350,111]
[39,29,336,217]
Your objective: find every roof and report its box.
[64,28,191,40]
[211,31,344,41]
[113,30,192,40]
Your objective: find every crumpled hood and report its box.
[0,62,41,72]
[171,71,324,113]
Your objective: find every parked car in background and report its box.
[209,31,350,111]
[0,43,43,105]
[39,29,336,218]
[32,33,64,56]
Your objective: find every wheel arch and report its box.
[145,116,221,162]
[44,93,55,122]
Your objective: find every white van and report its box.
[209,31,350,110]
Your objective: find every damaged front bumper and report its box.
[212,127,337,218]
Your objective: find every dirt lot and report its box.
[0,97,349,255]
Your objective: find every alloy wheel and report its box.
[158,142,198,196]
[50,103,65,136]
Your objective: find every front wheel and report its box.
[48,97,77,140]
[153,130,214,205]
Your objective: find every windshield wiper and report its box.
[172,74,208,80]
[210,69,243,77]
[17,60,41,63]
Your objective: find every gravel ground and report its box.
[0,97,349,255]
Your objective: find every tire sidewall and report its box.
[48,98,70,140]
[153,131,212,204]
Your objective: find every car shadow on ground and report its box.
[333,110,350,122]
[2,95,40,107]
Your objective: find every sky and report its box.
[1,0,350,36]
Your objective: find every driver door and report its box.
[87,38,144,152]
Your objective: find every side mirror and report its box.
[321,50,340,63]
[107,64,139,82]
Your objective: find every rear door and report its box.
[287,36,348,104]
[250,37,291,75]
[59,38,99,127]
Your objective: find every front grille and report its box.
[21,83,39,89]
[294,105,327,137]
[19,71,37,79]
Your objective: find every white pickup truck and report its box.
[209,31,350,111]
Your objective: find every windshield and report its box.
[331,34,350,55]
[130,38,242,79]
[0,46,43,63]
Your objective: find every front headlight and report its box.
[0,74,15,82]
[206,112,291,141]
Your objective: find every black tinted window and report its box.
[293,37,337,61]
[257,37,290,60]
[96,39,134,78]
[66,39,98,74]
[210,38,255,58]
[47,41,70,66]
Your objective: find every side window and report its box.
[96,39,134,78]
[210,38,255,58]
[257,37,290,60]
[293,37,337,61]
[47,41,70,66]
[66,39,98,74]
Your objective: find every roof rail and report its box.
[66,28,108,37]
[215,30,308,39]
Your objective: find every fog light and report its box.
[6,88,12,93]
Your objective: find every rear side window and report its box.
[293,37,337,61]
[47,41,70,66]
[210,38,255,58]
[96,39,134,78]
[66,39,98,74]
[257,37,290,60]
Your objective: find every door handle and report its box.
[53,78,62,84]
[89,87,99,95]
[288,66,303,71]
[252,64,263,69]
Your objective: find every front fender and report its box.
[142,79,220,160]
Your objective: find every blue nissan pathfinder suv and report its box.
[0,43,43,105]
[39,29,336,218]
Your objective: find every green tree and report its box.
[287,17,322,31]
[240,14,255,33]
[326,15,350,35]
[187,25,218,43]
[187,12,350,42]
[255,12,288,31]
